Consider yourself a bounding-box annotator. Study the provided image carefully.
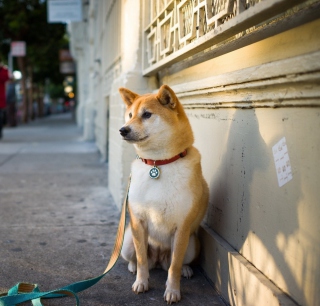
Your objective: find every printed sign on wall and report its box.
[272,137,293,187]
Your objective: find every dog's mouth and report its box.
[119,126,148,143]
[123,135,148,143]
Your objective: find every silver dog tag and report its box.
[149,166,160,179]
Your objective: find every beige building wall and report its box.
[68,15,88,129]
[70,0,156,205]
[171,21,319,306]
[69,1,320,305]
[169,18,319,306]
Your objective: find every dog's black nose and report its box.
[119,126,131,137]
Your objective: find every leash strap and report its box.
[0,176,131,306]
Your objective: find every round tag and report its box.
[149,166,160,179]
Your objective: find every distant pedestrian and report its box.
[0,56,10,139]
[6,77,17,127]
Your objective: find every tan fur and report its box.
[119,85,209,304]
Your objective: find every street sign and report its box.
[11,41,26,57]
[47,0,82,23]
[60,62,75,74]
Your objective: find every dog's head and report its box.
[118,85,193,158]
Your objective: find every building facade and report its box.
[69,1,320,305]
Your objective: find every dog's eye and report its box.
[129,113,132,119]
[142,111,152,119]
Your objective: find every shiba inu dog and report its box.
[119,85,209,304]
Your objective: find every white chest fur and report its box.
[128,149,201,248]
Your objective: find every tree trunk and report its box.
[35,84,44,117]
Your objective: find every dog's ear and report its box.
[157,85,177,109]
[119,87,139,107]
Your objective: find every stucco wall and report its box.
[164,19,320,306]
[192,106,319,306]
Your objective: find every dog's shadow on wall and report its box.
[206,109,307,305]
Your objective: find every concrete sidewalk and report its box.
[0,114,226,306]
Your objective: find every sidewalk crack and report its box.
[0,149,22,168]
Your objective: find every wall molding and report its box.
[171,51,320,109]
[199,224,299,306]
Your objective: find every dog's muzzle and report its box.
[119,126,131,137]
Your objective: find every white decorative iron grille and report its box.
[142,0,305,75]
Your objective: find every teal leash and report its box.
[0,176,130,306]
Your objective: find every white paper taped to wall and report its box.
[272,137,293,187]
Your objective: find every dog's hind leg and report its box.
[121,225,137,274]
[158,248,171,271]
[181,233,200,278]
[147,244,160,270]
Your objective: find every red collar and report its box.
[139,150,187,166]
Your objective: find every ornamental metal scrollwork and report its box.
[159,12,174,56]
[147,28,157,64]
[144,0,261,70]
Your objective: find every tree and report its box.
[0,0,68,121]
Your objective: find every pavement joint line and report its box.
[0,148,23,168]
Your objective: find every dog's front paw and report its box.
[181,265,193,279]
[132,279,149,294]
[163,288,181,304]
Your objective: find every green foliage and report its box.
[49,82,64,99]
[0,0,68,85]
